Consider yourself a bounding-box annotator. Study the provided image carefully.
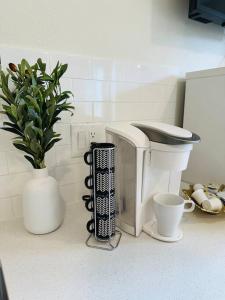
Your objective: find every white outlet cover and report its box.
[71,124,89,158]
[88,124,106,143]
[70,123,106,157]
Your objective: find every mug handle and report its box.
[84,175,93,189]
[184,199,195,212]
[84,151,92,165]
[86,219,95,233]
[82,195,91,202]
[85,198,94,212]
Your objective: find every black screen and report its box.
[201,0,225,14]
[189,0,225,26]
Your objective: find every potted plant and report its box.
[0,58,74,234]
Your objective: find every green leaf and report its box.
[24,121,35,139]
[51,61,60,77]
[40,74,53,82]
[32,125,43,138]
[13,141,34,155]
[43,128,54,147]
[20,59,26,76]
[3,122,23,136]
[25,95,40,113]
[58,64,68,79]
[10,104,18,120]
[2,105,17,123]
[0,71,14,103]
[2,127,22,136]
[30,140,42,154]
[50,116,61,127]
[37,58,46,73]
[27,108,39,120]
[45,138,61,152]
[31,75,37,86]
[0,94,11,105]
[22,59,33,75]
[17,102,26,121]
[24,155,36,168]
[45,83,55,98]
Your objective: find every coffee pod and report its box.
[193,183,204,191]
[207,183,218,191]
[191,189,208,205]
[216,191,225,202]
[202,197,223,212]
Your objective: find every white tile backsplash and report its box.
[92,58,116,81]
[110,82,143,102]
[54,124,71,145]
[59,183,77,204]
[60,181,90,204]
[55,145,72,166]
[71,102,93,123]
[110,82,167,102]
[54,162,88,186]
[0,151,8,175]
[0,46,182,221]
[60,78,73,93]
[7,151,31,174]
[0,171,32,199]
[0,46,49,70]
[140,83,167,102]
[49,53,92,79]
[164,84,178,102]
[0,131,16,151]
[0,197,14,221]
[113,61,179,83]
[45,148,56,169]
[72,79,110,101]
[93,101,176,122]
[11,195,23,219]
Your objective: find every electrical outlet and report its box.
[89,130,96,142]
[88,125,106,143]
[71,124,89,158]
[70,123,106,157]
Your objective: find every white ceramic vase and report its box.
[23,168,64,234]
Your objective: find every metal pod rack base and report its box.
[86,230,122,251]
[85,144,122,251]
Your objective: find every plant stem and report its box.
[38,160,46,169]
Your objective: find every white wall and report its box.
[0,0,225,72]
[0,0,225,221]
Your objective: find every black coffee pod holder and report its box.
[83,142,121,251]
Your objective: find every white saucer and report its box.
[143,221,183,242]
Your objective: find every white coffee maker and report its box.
[106,121,200,237]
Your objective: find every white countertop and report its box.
[1,201,225,300]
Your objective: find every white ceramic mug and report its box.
[153,193,195,237]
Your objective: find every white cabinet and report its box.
[183,67,225,184]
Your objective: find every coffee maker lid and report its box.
[106,123,150,148]
[132,122,200,145]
